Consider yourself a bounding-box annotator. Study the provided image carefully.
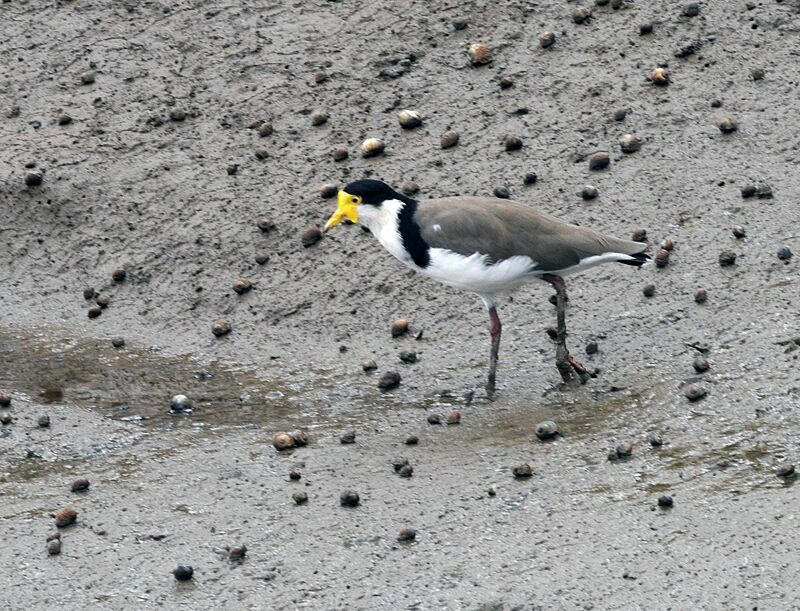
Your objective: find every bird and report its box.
[323,179,648,396]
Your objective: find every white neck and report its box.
[358,199,414,266]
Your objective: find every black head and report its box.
[342,179,405,207]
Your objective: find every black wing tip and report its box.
[617,252,650,267]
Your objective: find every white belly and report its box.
[422,248,537,294]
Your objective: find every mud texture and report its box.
[2,0,800,609]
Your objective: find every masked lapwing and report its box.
[324,179,648,396]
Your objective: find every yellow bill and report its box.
[324,190,359,232]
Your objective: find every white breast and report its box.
[358,199,413,264]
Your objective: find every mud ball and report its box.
[446,410,461,425]
[54,508,77,528]
[632,228,648,242]
[47,539,62,555]
[619,134,641,153]
[111,337,125,348]
[57,113,73,125]
[391,319,409,337]
[682,3,700,17]
[173,565,194,581]
[399,464,414,478]
[441,130,460,149]
[211,319,232,337]
[257,217,276,233]
[257,122,273,137]
[0,395,11,407]
[499,75,514,89]
[398,109,422,129]
[340,490,360,507]
[649,67,669,85]
[655,249,670,268]
[25,170,43,186]
[226,164,239,176]
[96,294,110,308]
[523,172,538,185]
[360,138,385,158]
[111,268,126,283]
[648,432,664,447]
[751,68,765,81]
[71,478,90,492]
[639,22,653,35]
[310,110,329,126]
[684,384,707,402]
[340,431,356,444]
[427,413,441,425]
[232,277,253,295]
[362,359,378,372]
[272,432,294,451]
[589,152,610,171]
[82,287,95,300]
[711,99,723,108]
[392,457,410,472]
[291,430,309,447]
[777,245,792,260]
[170,394,193,412]
[399,351,418,364]
[754,182,773,198]
[79,70,96,84]
[467,43,491,65]
[539,30,556,48]
[660,239,675,251]
[488,487,496,497]
[732,226,746,239]
[397,528,417,542]
[0,413,12,425]
[229,545,247,560]
[504,135,523,152]
[493,186,510,199]
[585,341,599,355]
[405,435,419,445]
[718,117,737,133]
[512,463,533,478]
[169,108,186,122]
[643,284,655,297]
[378,371,401,390]
[614,109,628,121]
[740,184,756,198]
[535,420,559,440]
[616,443,633,458]
[38,415,50,428]
[87,306,102,319]
[402,181,420,195]
[292,490,308,504]
[289,468,302,481]
[581,185,598,200]
[694,288,708,303]
[657,495,674,508]
[452,18,468,30]
[693,355,710,373]
[301,227,322,247]
[718,250,737,267]
[333,146,348,161]
[776,464,796,478]
[572,7,591,23]
[320,183,338,199]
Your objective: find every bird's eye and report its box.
[352,197,359,204]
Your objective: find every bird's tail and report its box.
[616,252,650,267]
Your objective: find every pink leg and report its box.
[487,306,502,397]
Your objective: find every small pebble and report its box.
[173,565,194,581]
[718,250,737,267]
[292,490,308,504]
[711,99,723,108]
[229,545,247,560]
[585,341,599,355]
[452,19,468,30]
[614,108,628,121]
[301,227,322,247]
[320,183,338,199]
[639,22,653,35]
[57,113,73,126]
[732,226,746,239]
[54,508,78,528]
[427,413,441,425]
[777,245,792,261]
[340,431,356,444]
[487,487,496,497]
[642,284,655,297]
[545,325,558,341]
[79,70,96,85]
[649,67,669,86]
[399,464,414,478]
[588,152,610,171]
[693,355,710,373]
[211,319,232,337]
[255,253,270,265]
[397,528,417,542]
[402,181,420,195]
[69,478,90,493]
[648,432,664,447]
[47,539,62,556]
[169,108,186,122]
[226,164,238,176]
[272,432,295,451]
[362,359,378,372]
[392,457,410,472]
[257,122,273,137]
[333,146,348,161]
[377,371,401,390]
[535,420,559,440]
[360,138,385,158]
[340,490,360,507]
[660,239,674,251]
[399,351,418,364]
[310,110,329,126]
[111,337,125,348]
[467,43,491,66]
[523,172,538,185]
[25,170,44,186]
[291,430,309,447]
[398,109,422,129]
[46,531,61,542]
[0,413,12,425]
[82,287,95,300]
[391,319,409,337]
[96,294,110,308]
[619,134,641,153]
[655,249,670,268]
[289,468,301,481]
[682,3,700,17]
[657,495,674,508]
[718,117,737,133]
[441,130,460,149]
[776,464,796,478]
[405,435,419,445]
[572,6,592,23]
[38,415,50,428]
[684,384,707,402]
[694,288,708,303]
[539,31,556,48]
[0,395,11,407]
[170,394,192,412]
[504,135,523,152]
[512,463,533,478]
[257,217,276,232]
[232,277,253,295]
[87,306,102,319]
[581,185,598,200]
[754,182,773,198]
[446,409,461,425]
[112,269,126,283]
[493,186,510,199]
[751,67,765,81]
[632,228,648,242]
[616,443,633,458]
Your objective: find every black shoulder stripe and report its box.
[397,199,431,268]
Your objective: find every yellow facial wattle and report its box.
[324,191,360,232]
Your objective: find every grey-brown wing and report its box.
[415,197,644,271]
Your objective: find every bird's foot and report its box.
[567,355,592,384]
